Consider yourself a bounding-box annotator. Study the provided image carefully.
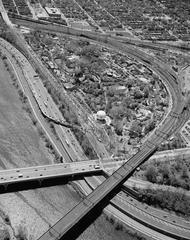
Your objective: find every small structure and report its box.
[33,3,49,19]
[94,110,111,125]
[97,110,106,121]
[136,108,151,121]
[108,85,127,95]
[45,7,61,18]
[64,83,75,90]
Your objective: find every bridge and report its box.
[0,158,139,193]
[1,146,189,192]
[0,160,101,192]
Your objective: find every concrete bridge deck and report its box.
[0,160,101,189]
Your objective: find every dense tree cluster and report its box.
[157,135,186,151]
[139,188,190,218]
[144,159,190,190]
[25,32,170,157]
[74,129,97,159]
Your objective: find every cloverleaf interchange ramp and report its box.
[0,15,190,240]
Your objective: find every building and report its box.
[96,110,106,121]
[45,7,61,18]
[95,111,111,125]
[33,3,49,19]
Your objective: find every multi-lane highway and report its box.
[0,160,101,190]
[0,10,190,240]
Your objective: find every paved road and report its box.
[0,0,13,26]
[0,160,101,189]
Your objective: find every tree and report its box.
[109,106,124,120]
[181,166,189,179]
[144,120,155,134]
[77,39,90,47]
[159,164,170,181]
[80,45,101,60]
[88,61,103,75]
[129,122,142,138]
[129,102,138,110]
[126,79,133,89]
[143,86,149,98]
[122,96,131,109]
[115,121,123,135]
[145,166,157,183]
[134,89,143,99]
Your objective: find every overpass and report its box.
[0,160,101,191]
[0,158,138,192]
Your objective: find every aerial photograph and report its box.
[0,0,190,239]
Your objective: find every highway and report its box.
[0,12,189,240]
[0,160,101,190]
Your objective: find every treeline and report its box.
[138,188,190,218]
[74,128,97,159]
[144,159,190,190]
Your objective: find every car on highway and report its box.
[94,165,100,169]
[65,139,70,146]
